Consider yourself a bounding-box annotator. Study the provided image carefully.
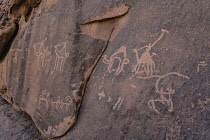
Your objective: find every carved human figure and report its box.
[38,90,50,109]
[102,46,129,75]
[33,39,46,67]
[33,39,52,73]
[54,42,69,71]
[133,29,169,76]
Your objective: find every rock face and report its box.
[0,96,41,140]
[0,0,210,139]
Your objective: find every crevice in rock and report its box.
[57,27,116,139]
[58,4,131,139]
[0,0,43,61]
[0,22,19,62]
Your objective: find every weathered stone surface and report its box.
[0,0,41,59]
[0,0,210,139]
[0,96,41,140]
[0,0,130,138]
[54,0,210,139]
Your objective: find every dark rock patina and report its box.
[0,96,41,140]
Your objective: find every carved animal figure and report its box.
[54,42,69,71]
[148,72,190,114]
[33,39,52,73]
[102,46,129,75]
[51,96,72,111]
[33,42,46,67]
[148,87,174,114]
[133,29,169,76]
[38,90,50,109]
[63,96,73,111]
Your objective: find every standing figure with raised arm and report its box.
[133,29,169,76]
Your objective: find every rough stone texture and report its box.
[0,0,130,138]
[0,0,210,139]
[0,0,42,59]
[0,96,41,140]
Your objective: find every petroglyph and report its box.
[38,90,73,111]
[113,97,124,110]
[38,90,51,110]
[108,96,112,102]
[102,46,129,75]
[10,49,23,64]
[148,72,190,114]
[133,29,169,76]
[98,91,105,100]
[51,96,73,111]
[54,42,69,71]
[33,39,52,73]
[148,87,174,114]
[197,61,207,72]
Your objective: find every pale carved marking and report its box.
[51,96,73,111]
[147,72,190,114]
[54,42,69,71]
[108,96,112,102]
[33,39,69,73]
[98,91,105,100]
[197,61,207,72]
[133,29,169,76]
[102,46,129,75]
[10,49,23,64]
[33,38,52,73]
[38,90,73,111]
[38,90,50,110]
[113,97,124,110]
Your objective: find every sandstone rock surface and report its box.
[0,0,210,139]
[0,96,41,140]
